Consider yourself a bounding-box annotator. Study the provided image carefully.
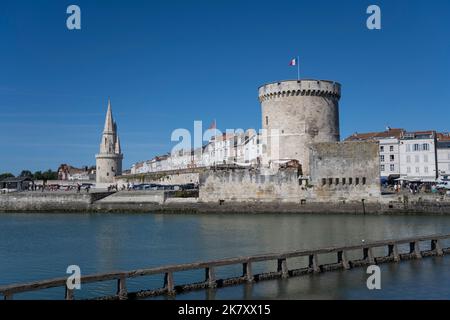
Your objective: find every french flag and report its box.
[289,58,297,66]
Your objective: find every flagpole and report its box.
[297,56,300,80]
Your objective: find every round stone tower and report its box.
[96,99,123,184]
[258,79,341,175]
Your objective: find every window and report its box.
[423,143,429,151]
[390,146,394,152]
[416,167,420,173]
[322,178,326,186]
[380,164,385,171]
[349,178,353,185]
[380,146,384,152]
[414,144,420,151]
[380,155,385,162]
[335,178,339,185]
[424,167,429,173]
[415,155,420,163]
[390,164,395,172]
[329,178,333,185]
[355,178,360,185]
[424,155,428,163]
[390,155,395,162]
[406,144,411,152]
[407,167,411,173]
[106,173,109,176]
[342,178,346,185]
[406,155,411,163]
[362,177,366,185]
[265,116,269,126]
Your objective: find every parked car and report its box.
[436,181,450,190]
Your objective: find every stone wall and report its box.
[198,141,381,204]
[0,192,95,212]
[115,170,200,186]
[309,141,381,202]
[199,168,309,203]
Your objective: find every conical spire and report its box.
[103,98,114,133]
[115,135,121,154]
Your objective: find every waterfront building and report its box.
[437,133,450,178]
[95,99,123,184]
[345,128,404,182]
[346,128,447,182]
[57,164,95,181]
[399,131,438,181]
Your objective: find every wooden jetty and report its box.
[1,233,449,300]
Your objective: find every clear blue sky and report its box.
[1,0,449,174]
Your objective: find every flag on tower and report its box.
[289,57,297,66]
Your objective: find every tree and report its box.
[19,170,33,178]
[0,173,14,180]
[33,171,43,180]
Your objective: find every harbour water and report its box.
[1,212,450,299]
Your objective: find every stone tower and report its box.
[258,79,341,175]
[95,99,123,184]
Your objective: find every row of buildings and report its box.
[130,126,450,183]
[130,129,266,174]
[346,128,450,182]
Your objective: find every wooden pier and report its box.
[1,233,449,300]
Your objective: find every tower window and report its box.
[265,116,269,126]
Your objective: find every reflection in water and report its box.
[1,213,450,299]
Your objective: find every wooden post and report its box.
[205,267,216,288]
[65,285,74,300]
[363,247,375,264]
[431,239,444,256]
[277,258,289,278]
[4,293,13,300]
[117,276,127,299]
[388,244,400,262]
[410,241,422,259]
[164,272,175,294]
[337,251,350,270]
[242,262,253,282]
[308,254,320,273]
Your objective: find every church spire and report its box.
[103,98,114,134]
[115,135,121,154]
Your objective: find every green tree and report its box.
[0,173,14,180]
[33,171,43,180]
[19,170,33,178]
[41,169,58,181]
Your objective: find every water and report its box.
[1,212,450,299]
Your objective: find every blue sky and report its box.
[1,0,449,174]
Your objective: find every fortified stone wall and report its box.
[0,192,94,212]
[309,141,381,202]
[115,170,200,186]
[198,141,381,204]
[199,168,309,203]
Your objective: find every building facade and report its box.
[437,133,450,178]
[95,100,123,184]
[346,128,445,182]
[399,131,438,180]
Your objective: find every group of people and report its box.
[391,182,440,195]
[107,183,135,192]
